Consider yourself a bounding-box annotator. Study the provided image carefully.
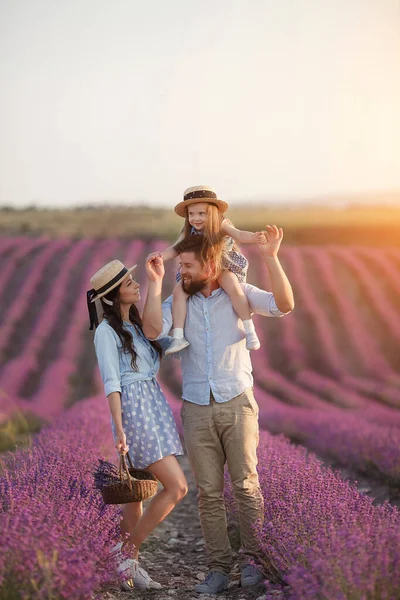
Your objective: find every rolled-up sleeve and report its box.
[94,326,122,396]
[243,283,289,317]
[154,295,174,340]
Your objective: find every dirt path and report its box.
[98,454,274,600]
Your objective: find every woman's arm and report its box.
[94,326,128,453]
[221,218,258,244]
[108,392,123,432]
[94,326,122,396]
[108,391,129,454]
[142,254,165,339]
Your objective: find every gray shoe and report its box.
[241,563,264,587]
[194,571,229,594]
[165,337,190,356]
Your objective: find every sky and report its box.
[0,0,399,208]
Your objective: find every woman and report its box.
[87,254,187,591]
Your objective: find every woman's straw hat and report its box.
[174,186,229,218]
[89,260,137,302]
[87,260,137,330]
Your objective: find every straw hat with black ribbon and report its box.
[86,259,137,330]
[174,185,229,218]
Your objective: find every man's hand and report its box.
[256,225,283,257]
[146,253,165,282]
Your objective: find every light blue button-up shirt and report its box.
[157,283,288,405]
[94,320,160,397]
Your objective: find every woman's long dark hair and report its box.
[100,283,162,371]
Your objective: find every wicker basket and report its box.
[101,453,158,504]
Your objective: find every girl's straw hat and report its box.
[87,260,137,329]
[174,186,229,218]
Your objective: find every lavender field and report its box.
[1,235,400,599]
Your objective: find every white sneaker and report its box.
[132,561,162,590]
[117,557,162,590]
[113,543,162,590]
[165,337,190,356]
[117,556,135,590]
[245,330,260,351]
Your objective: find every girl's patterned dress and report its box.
[176,225,248,283]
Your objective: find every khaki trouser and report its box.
[180,388,264,575]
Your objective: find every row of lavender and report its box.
[0,396,120,599]
[246,243,400,397]
[2,392,399,600]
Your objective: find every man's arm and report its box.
[256,224,294,314]
[243,225,294,316]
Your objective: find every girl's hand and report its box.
[146,251,162,262]
[115,430,129,455]
[256,225,283,257]
[146,253,165,282]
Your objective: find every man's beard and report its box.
[181,276,209,295]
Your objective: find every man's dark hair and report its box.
[174,234,223,275]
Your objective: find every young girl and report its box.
[87,256,187,591]
[148,185,264,356]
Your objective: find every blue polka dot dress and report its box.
[175,225,249,284]
[112,378,183,469]
[94,319,183,469]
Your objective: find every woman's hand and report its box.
[115,430,129,455]
[146,253,165,282]
[256,225,283,257]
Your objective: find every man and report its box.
[147,225,294,594]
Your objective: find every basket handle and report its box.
[119,454,133,490]
[125,452,135,471]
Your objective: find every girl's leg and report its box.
[217,270,260,351]
[128,455,188,557]
[165,282,190,355]
[172,281,189,330]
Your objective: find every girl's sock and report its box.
[172,328,184,339]
[242,319,256,334]
[242,319,261,351]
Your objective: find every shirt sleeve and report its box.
[94,326,122,396]
[153,295,173,340]
[242,283,289,317]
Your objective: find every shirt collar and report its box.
[194,287,224,300]
[190,226,202,235]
